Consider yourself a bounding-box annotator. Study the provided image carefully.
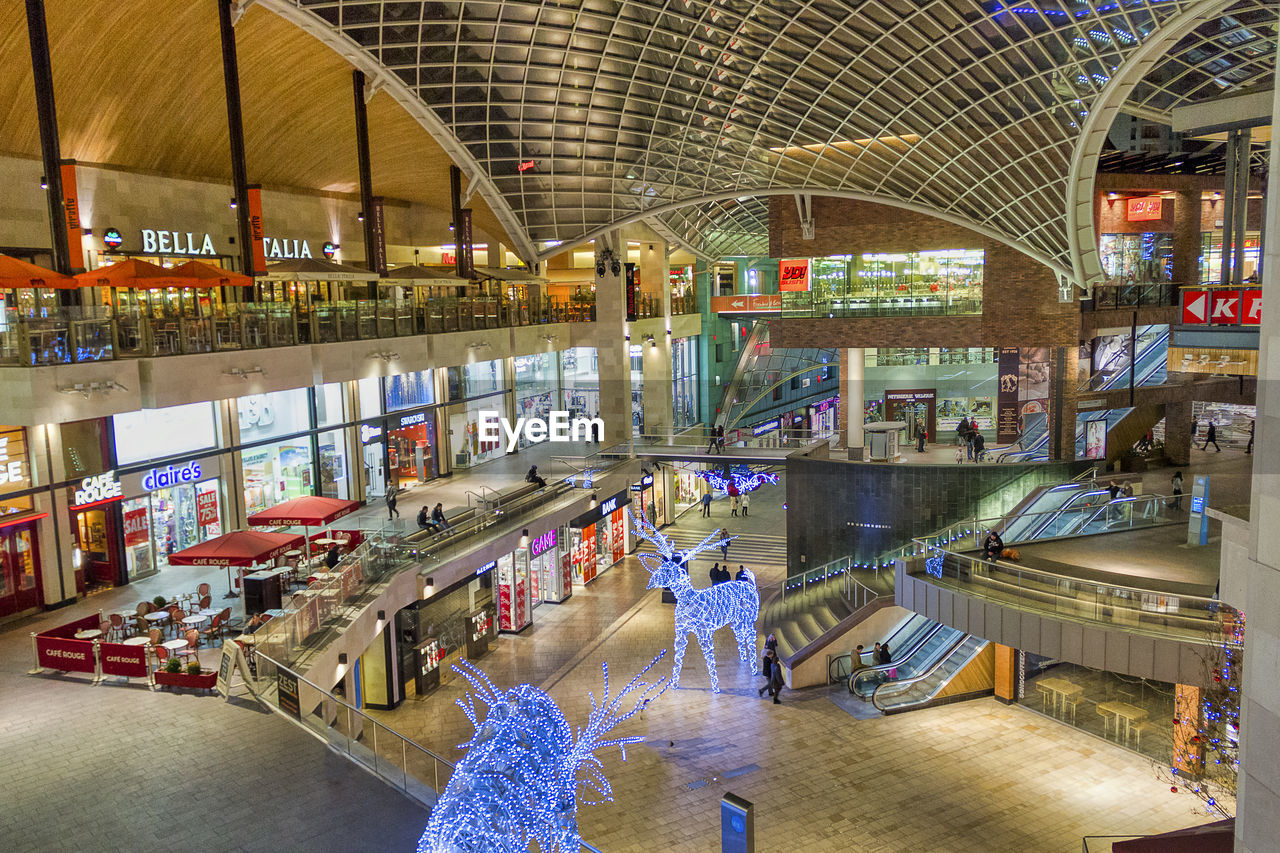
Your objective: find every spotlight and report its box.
[230,197,237,209]
[338,653,348,664]
[40,176,48,190]
[377,610,385,621]
[357,211,365,222]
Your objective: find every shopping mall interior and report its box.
[2,2,1278,852]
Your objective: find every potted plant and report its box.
[154,655,217,692]
[152,595,169,609]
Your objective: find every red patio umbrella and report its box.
[167,529,304,597]
[0,254,79,289]
[247,496,362,559]
[246,496,360,527]
[73,258,200,289]
[169,260,253,288]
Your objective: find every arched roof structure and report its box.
[269,0,1276,279]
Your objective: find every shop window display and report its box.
[318,429,353,499]
[672,337,699,430]
[561,347,601,419]
[514,354,560,450]
[388,416,438,484]
[496,549,531,632]
[448,399,506,469]
[0,521,41,617]
[242,441,313,515]
[1200,232,1260,285]
[1099,233,1172,286]
[783,249,984,318]
[315,382,346,427]
[386,370,436,412]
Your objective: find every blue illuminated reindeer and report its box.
[417,652,668,853]
[632,510,760,693]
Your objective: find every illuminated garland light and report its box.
[566,467,601,489]
[694,465,779,495]
[631,510,760,693]
[418,652,669,853]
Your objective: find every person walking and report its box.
[1171,470,1184,511]
[955,417,969,447]
[758,644,774,697]
[707,425,719,455]
[385,488,400,519]
[972,431,986,461]
[1202,421,1221,452]
[916,422,926,453]
[719,528,730,561]
[730,494,740,517]
[716,425,726,453]
[741,493,750,517]
[700,491,712,517]
[765,649,785,704]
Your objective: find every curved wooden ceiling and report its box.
[0,2,511,247]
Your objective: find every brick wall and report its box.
[769,196,1076,349]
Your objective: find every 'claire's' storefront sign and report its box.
[139,229,316,259]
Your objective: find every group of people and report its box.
[706,425,727,454]
[708,563,749,584]
[759,633,784,704]
[954,417,986,463]
[729,493,749,516]
[416,503,450,533]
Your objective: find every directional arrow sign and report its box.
[1181,290,1208,324]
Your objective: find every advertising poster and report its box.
[123,508,149,547]
[779,258,811,292]
[196,489,219,527]
[1017,346,1051,425]
[1084,419,1107,461]
[996,347,1021,443]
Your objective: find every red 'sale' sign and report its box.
[1126,196,1163,221]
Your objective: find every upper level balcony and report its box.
[0,291,698,368]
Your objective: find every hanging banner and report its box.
[369,196,388,276]
[246,186,267,274]
[197,490,219,527]
[123,508,149,547]
[996,347,1021,444]
[59,161,84,270]
[779,258,811,292]
[459,209,475,279]
[625,263,638,321]
[1125,196,1163,221]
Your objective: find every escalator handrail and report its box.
[831,614,931,684]
[870,634,980,713]
[1019,488,1109,541]
[848,623,948,694]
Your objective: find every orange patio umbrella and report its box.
[74,258,200,289]
[170,260,253,288]
[0,254,79,289]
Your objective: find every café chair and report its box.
[176,629,201,664]
[108,613,127,640]
[167,605,185,637]
[199,615,223,647]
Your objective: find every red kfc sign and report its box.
[1211,290,1241,324]
[1242,289,1262,326]
[779,258,811,292]
[123,508,149,547]
[1126,196,1163,221]
[1181,290,1208,324]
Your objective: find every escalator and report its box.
[1085,325,1170,392]
[871,635,991,714]
[997,483,1091,541]
[850,624,966,699]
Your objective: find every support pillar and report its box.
[1172,190,1202,288]
[992,644,1020,704]
[217,0,256,281]
[24,0,73,285]
[1164,400,1192,466]
[638,237,671,316]
[843,347,864,454]
[594,231,631,445]
[353,69,384,295]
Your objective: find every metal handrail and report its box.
[870,634,984,713]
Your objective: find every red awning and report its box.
[169,260,253,288]
[246,496,361,528]
[167,530,304,567]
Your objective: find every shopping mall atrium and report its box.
[2,2,1278,851]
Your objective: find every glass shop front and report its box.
[568,490,631,585]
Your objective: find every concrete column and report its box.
[594,231,631,445]
[844,347,864,451]
[1163,400,1192,466]
[1172,190,1202,287]
[641,332,674,436]
[1234,52,1280,853]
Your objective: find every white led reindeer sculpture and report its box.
[631,510,759,693]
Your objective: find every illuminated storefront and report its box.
[0,426,44,619]
[568,490,630,585]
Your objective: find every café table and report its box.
[161,638,191,656]
[182,614,209,628]
[143,611,169,624]
[198,608,220,618]
[1035,677,1084,721]
[74,629,102,640]
[1096,700,1149,745]
[121,636,150,646]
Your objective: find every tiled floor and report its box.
[369,527,1214,852]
